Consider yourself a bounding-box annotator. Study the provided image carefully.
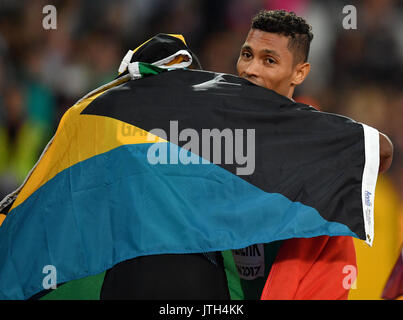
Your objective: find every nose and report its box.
[241,60,260,80]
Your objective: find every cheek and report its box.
[236,59,243,75]
[261,70,276,87]
[263,69,288,87]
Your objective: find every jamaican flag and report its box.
[0,34,379,300]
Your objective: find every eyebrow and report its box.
[241,45,281,59]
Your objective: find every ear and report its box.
[291,62,310,86]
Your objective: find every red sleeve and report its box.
[260,236,357,300]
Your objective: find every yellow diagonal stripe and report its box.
[7,82,166,215]
[0,214,5,226]
[167,34,187,45]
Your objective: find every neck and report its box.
[286,87,295,101]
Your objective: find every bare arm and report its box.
[379,132,393,174]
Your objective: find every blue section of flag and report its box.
[0,143,356,299]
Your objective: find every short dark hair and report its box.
[251,10,313,64]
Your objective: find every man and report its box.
[0,33,391,300]
[229,9,393,299]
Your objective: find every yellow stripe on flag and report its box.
[0,214,6,226]
[167,34,187,45]
[8,84,166,214]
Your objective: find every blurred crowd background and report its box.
[0,0,402,299]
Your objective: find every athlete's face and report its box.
[237,29,309,99]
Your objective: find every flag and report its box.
[0,34,379,299]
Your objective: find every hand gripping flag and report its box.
[0,34,380,299]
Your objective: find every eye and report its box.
[241,51,252,59]
[265,57,276,64]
